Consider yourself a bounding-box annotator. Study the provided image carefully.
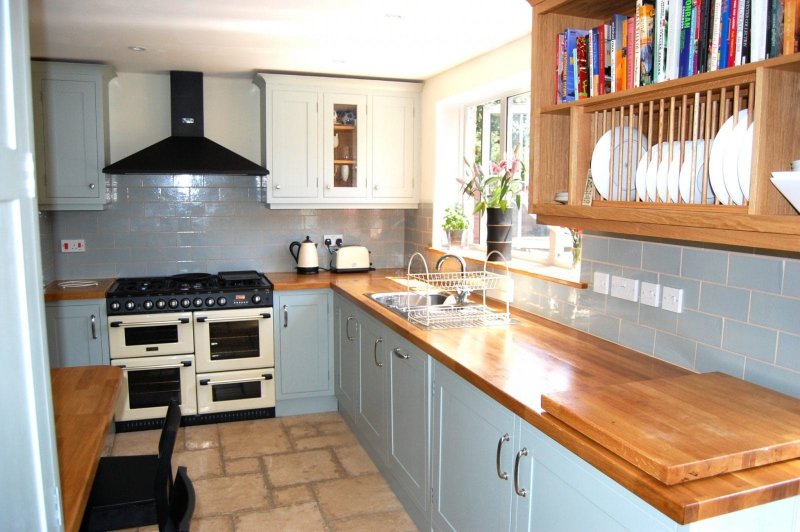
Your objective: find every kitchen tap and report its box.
[435,254,470,305]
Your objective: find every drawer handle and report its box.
[496,433,510,480]
[392,347,409,360]
[90,314,97,340]
[373,337,383,367]
[283,305,288,328]
[513,447,528,497]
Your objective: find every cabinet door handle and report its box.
[90,314,97,340]
[89,183,96,190]
[392,347,409,359]
[496,433,510,480]
[514,447,529,497]
[373,337,383,367]
[283,305,288,328]
[346,315,356,341]
[275,184,282,190]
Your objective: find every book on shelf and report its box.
[676,0,692,77]
[655,0,670,81]
[719,0,732,68]
[751,0,768,61]
[785,0,799,53]
[640,0,657,84]
[556,32,566,103]
[577,35,590,99]
[766,0,782,58]
[727,0,741,67]
[738,0,752,63]
[599,23,608,94]
[563,28,589,101]
[611,14,628,91]
[635,0,643,86]
[627,17,636,87]
[698,0,713,71]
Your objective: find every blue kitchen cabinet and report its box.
[386,329,431,521]
[45,299,109,367]
[274,290,335,415]
[356,310,389,463]
[31,61,114,211]
[333,294,360,420]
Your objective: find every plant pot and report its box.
[446,230,464,248]
[486,207,512,261]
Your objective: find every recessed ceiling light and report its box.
[384,13,404,20]
[128,46,147,52]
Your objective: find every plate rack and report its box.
[405,252,511,330]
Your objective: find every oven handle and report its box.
[199,373,274,386]
[117,360,193,371]
[110,317,190,328]
[195,312,271,323]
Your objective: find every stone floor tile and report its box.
[219,418,290,458]
[286,423,318,440]
[225,456,261,475]
[193,474,269,517]
[318,420,349,435]
[174,448,223,480]
[190,515,234,532]
[183,423,220,450]
[264,449,342,487]
[334,445,379,476]
[293,432,357,450]
[111,429,160,456]
[234,502,326,532]
[328,510,418,532]
[273,484,316,507]
[313,473,402,521]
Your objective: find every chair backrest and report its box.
[155,400,182,528]
[161,466,195,532]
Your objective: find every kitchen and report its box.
[4,0,800,530]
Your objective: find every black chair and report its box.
[81,400,182,531]
[162,466,195,532]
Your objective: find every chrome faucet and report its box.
[435,254,470,305]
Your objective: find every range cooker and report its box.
[107,271,276,431]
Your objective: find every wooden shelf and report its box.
[334,159,355,165]
[529,0,800,252]
[334,124,356,131]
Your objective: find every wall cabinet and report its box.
[45,299,109,368]
[254,73,421,209]
[274,290,335,415]
[529,0,800,252]
[31,61,114,211]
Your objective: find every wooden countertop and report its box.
[44,278,115,302]
[270,269,800,524]
[51,366,122,532]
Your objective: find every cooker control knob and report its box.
[169,299,179,309]
[156,299,167,309]
[217,297,227,306]
[125,301,135,311]
[193,297,203,307]
[205,297,216,307]
[110,301,121,311]
[143,300,154,310]
[251,294,262,304]
[181,298,191,308]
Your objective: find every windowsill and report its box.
[426,246,588,289]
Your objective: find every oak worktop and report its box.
[269,269,800,525]
[44,278,115,302]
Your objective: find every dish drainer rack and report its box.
[404,252,511,330]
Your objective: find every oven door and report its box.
[194,307,274,373]
[111,354,198,421]
[196,368,275,414]
[108,313,194,358]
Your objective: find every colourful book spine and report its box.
[604,24,613,93]
[627,17,636,88]
[577,36,590,99]
[739,0,751,63]
[785,0,798,53]
[641,1,657,83]
[556,32,566,103]
[635,0,643,86]
[591,28,599,96]
[734,0,746,63]
[750,0,767,62]
[680,0,694,76]
[694,0,706,72]
[710,0,723,70]
[598,24,607,94]
[612,14,628,91]
[655,0,669,81]
[727,0,740,67]
[719,0,731,68]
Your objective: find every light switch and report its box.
[593,272,610,295]
[611,275,639,302]
[662,286,684,313]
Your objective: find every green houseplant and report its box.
[442,205,469,247]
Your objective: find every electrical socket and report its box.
[640,282,661,307]
[610,275,640,302]
[662,286,684,313]
[61,239,85,253]
[593,272,610,294]
[323,234,343,247]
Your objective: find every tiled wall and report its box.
[402,207,800,398]
[39,175,407,280]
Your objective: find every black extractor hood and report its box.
[103,71,268,176]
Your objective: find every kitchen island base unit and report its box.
[332,289,800,532]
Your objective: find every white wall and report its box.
[418,35,532,204]
[107,73,262,164]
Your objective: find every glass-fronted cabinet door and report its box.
[323,93,368,198]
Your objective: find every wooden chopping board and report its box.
[541,372,800,485]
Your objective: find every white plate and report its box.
[771,172,800,212]
[667,143,681,203]
[656,152,670,202]
[590,127,644,200]
[679,140,714,203]
[723,114,750,205]
[737,123,754,201]
[709,109,747,204]
[635,147,652,201]
[646,146,662,201]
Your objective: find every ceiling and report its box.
[27,0,532,80]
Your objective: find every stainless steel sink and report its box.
[368,291,457,311]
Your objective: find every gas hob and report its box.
[107,271,273,315]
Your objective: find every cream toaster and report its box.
[331,246,372,272]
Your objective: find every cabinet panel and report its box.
[323,93,368,198]
[334,296,360,417]
[432,361,516,532]
[371,95,416,199]
[45,300,108,368]
[387,331,430,515]
[269,90,319,199]
[357,313,388,461]
[275,291,331,399]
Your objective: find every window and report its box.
[452,90,580,273]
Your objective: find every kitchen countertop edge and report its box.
[44,278,116,302]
